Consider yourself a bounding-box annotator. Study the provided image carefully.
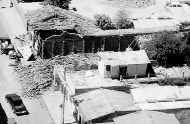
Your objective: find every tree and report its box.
[94,14,116,30]
[115,10,134,29]
[44,0,71,10]
[153,32,186,67]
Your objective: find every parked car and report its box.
[5,94,29,116]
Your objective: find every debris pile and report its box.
[14,53,99,97]
[25,6,100,35]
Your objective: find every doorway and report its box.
[119,66,128,79]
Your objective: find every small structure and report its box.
[98,50,155,79]
[113,111,180,124]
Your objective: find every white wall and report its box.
[99,60,148,78]
[98,61,104,77]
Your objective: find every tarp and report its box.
[0,4,26,39]
[113,111,180,124]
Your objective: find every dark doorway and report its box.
[119,66,127,79]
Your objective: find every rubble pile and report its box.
[25,6,100,35]
[14,53,99,97]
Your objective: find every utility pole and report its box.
[61,84,66,124]
[61,67,66,124]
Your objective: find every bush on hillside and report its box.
[115,10,134,29]
[182,32,190,66]
[94,14,116,30]
[43,0,71,10]
[153,32,186,67]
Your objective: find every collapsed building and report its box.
[26,6,188,60]
[31,29,137,59]
[32,29,84,59]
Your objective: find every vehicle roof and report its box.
[6,94,21,101]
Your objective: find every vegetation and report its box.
[115,10,134,29]
[43,0,71,10]
[94,12,134,30]
[152,32,188,67]
[94,14,116,30]
[182,32,190,66]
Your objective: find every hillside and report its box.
[70,0,159,20]
[104,0,156,8]
[25,6,100,35]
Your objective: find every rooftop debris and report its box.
[14,53,99,97]
[25,6,100,35]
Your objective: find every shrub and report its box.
[153,32,186,67]
[182,32,190,66]
[115,10,134,29]
[94,14,116,30]
[43,0,71,10]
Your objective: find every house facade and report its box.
[98,50,152,79]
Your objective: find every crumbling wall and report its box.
[41,32,84,59]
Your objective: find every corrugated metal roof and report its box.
[113,111,180,124]
[98,50,150,65]
[75,89,138,122]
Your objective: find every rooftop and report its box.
[131,86,190,103]
[98,50,150,65]
[86,26,180,37]
[74,89,138,122]
[25,6,100,35]
[66,70,124,94]
[113,111,180,124]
